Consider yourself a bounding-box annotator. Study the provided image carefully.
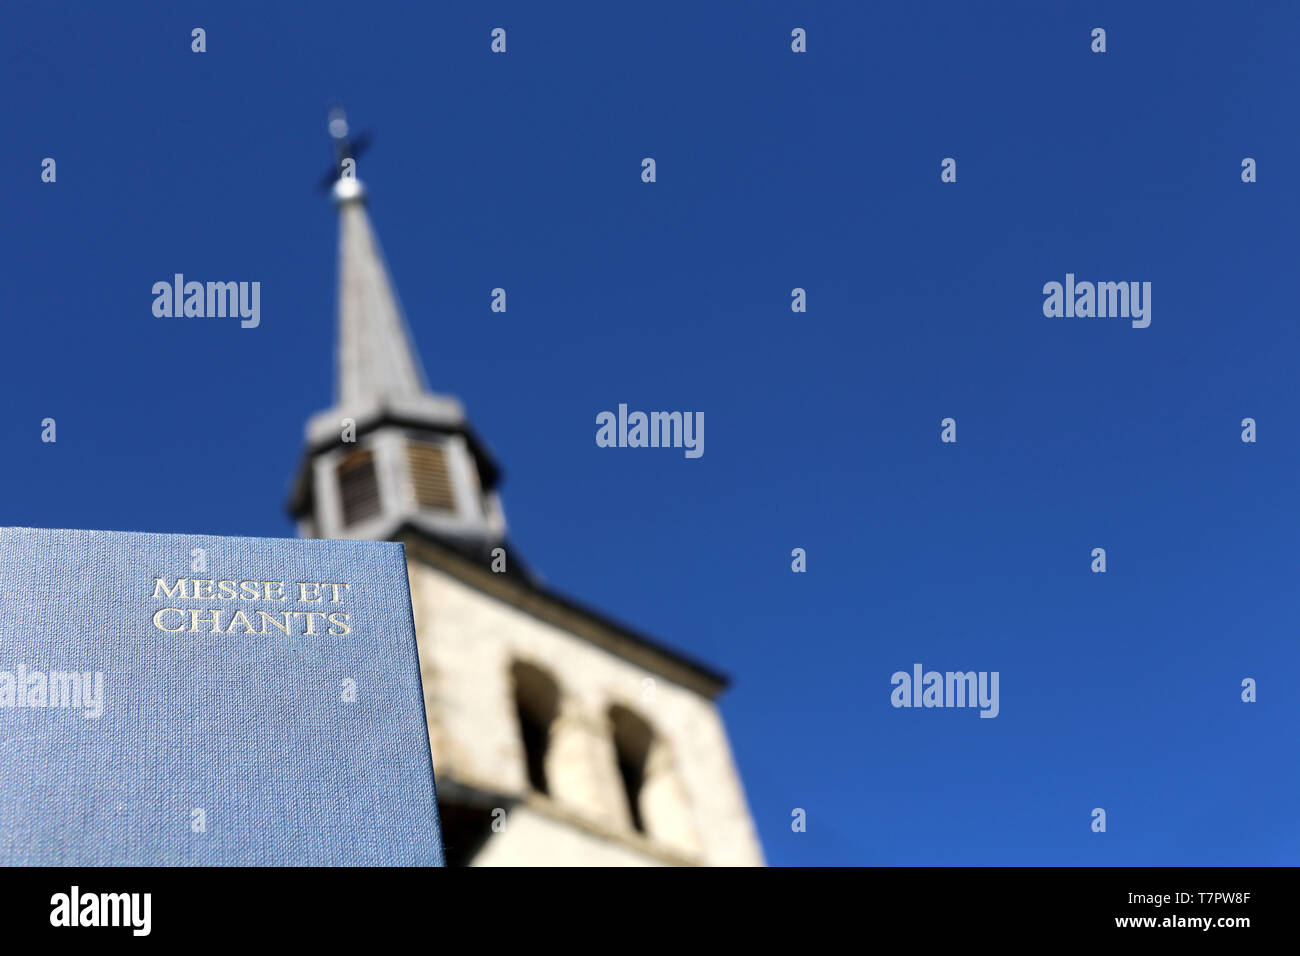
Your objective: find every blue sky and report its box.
[3,1,1297,865]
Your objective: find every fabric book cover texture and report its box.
[0,527,444,866]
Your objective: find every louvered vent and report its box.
[337,448,381,526]
[408,440,456,512]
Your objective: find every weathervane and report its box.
[319,105,373,201]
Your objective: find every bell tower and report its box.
[287,109,764,866]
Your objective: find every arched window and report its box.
[608,705,654,833]
[511,662,559,795]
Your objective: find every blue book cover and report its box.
[0,527,444,866]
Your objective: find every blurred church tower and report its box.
[287,112,764,866]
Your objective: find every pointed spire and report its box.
[335,196,429,407]
[328,107,428,408]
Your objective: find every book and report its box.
[0,527,444,866]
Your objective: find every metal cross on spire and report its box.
[318,105,373,196]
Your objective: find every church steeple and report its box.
[287,108,507,555]
[327,108,428,407]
